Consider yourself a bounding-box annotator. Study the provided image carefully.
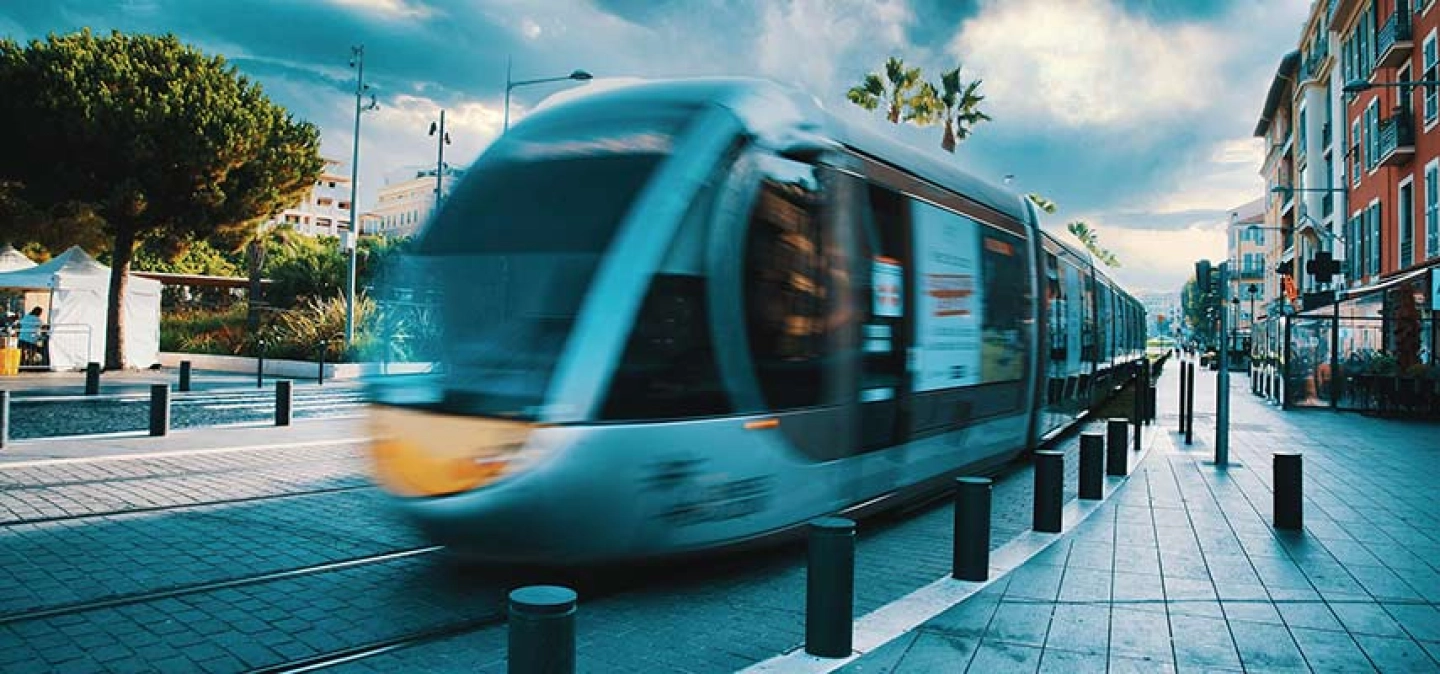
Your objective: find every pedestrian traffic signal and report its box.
[1305,251,1341,279]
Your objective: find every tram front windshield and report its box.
[395,108,694,420]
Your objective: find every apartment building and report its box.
[1254,50,1299,318]
[270,158,352,237]
[1229,204,1269,333]
[1333,0,1440,285]
[366,166,464,238]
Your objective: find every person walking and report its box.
[18,306,43,365]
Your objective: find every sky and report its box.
[0,0,1315,293]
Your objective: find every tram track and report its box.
[245,612,508,674]
[0,452,364,491]
[0,482,376,527]
[0,545,444,627]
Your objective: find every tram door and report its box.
[855,183,912,461]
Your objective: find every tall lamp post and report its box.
[502,58,593,132]
[345,45,379,345]
[428,110,450,203]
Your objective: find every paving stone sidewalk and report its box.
[841,363,1440,673]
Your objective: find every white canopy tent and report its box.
[0,245,36,272]
[0,246,161,369]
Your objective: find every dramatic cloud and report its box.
[953,0,1225,128]
[0,0,1317,294]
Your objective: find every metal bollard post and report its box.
[507,585,576,674]
[85,362,100,395]
[1179,361,1188,434]
[1273,452,1303,530]
[952,477,991,581]
[275,380,292,427]
[1106,418,1128,476]
[256,340,265,389]
[1148,383,1158,424]
[179,360,192,393]
[1033,450,1063,533]
[1185,362,1195,446]
[1079,431,1104,500]
[317,341,326,386]
[806,517,855,658]
[149,384,170,437]
[0,390,8,450]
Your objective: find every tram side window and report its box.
[859,184,908,400]
[743,165,842,411]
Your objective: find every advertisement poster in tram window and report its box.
[1432,268,1439,311]
[910,200,984,392]
[1064,263,1083,375]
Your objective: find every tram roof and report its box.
[530,77,1031,225]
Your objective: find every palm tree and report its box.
[847,56,926,124]
[931,67,991,152]
[1025,193,1057,214]
[1067,220,1121,267]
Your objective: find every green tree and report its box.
[1066,221,1121,268]
[0,30,323,369]
[847,56,928,124]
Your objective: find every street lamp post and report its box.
[345,45,379,346]
[428,110,450,203]
[502,57,593,132]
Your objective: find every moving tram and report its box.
[367,78,1146,563]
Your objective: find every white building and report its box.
[366,166,464,238]
[271,158,352,237]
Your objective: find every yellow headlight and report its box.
[368,406,534,497]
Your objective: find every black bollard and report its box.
[179,360,192,393]
[1033,450,1063,533]
[1079,431,1104,500]
[149,384,170,437]
[317,341,326,386]
[256,339,266,389]
[0,390,8,449]
[275,380,292,427]
[1179,361,1188,434]
[952,477,991,581]
[1106,418,1128,476]
[1273,452,1303,530]
[1185,362,1195,446]
[85,362,100,395]
[1148,383,1158,424]
[806,517,855,658]
[507,585,576,674]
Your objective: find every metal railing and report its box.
[1378,107,1416,164]
[1376,10,1413,66]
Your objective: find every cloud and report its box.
[1072,223,1228,293]
[521,17,542,40]
[323,0,435,21]
[951,0,1226,128]
[753,0,915,93]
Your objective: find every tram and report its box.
[367,78,1146,563]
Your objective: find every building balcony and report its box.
[1375,10,1413,71]
[1378,107,1416,167]
[1301,43,1331,83]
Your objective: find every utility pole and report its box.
[429,109,449,204]
[345,45,378,345]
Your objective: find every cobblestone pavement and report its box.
[8,383,367,440]
[837,362,1440,673]
[1,379,1149,673]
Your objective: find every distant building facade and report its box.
[366,166,464,238]
[270,158,352,238]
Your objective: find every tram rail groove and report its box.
[0,545,444,627]
[0,483,376,527]
[0,451,365,491]
[244,612,507,674]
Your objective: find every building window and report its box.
[1427,33,1439,124]
[1297,107,1308,156]
[1426,160,1439,257]
[1368,202,1382,276]
[1351,119,1362,184]
[1399,179,1414,268]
